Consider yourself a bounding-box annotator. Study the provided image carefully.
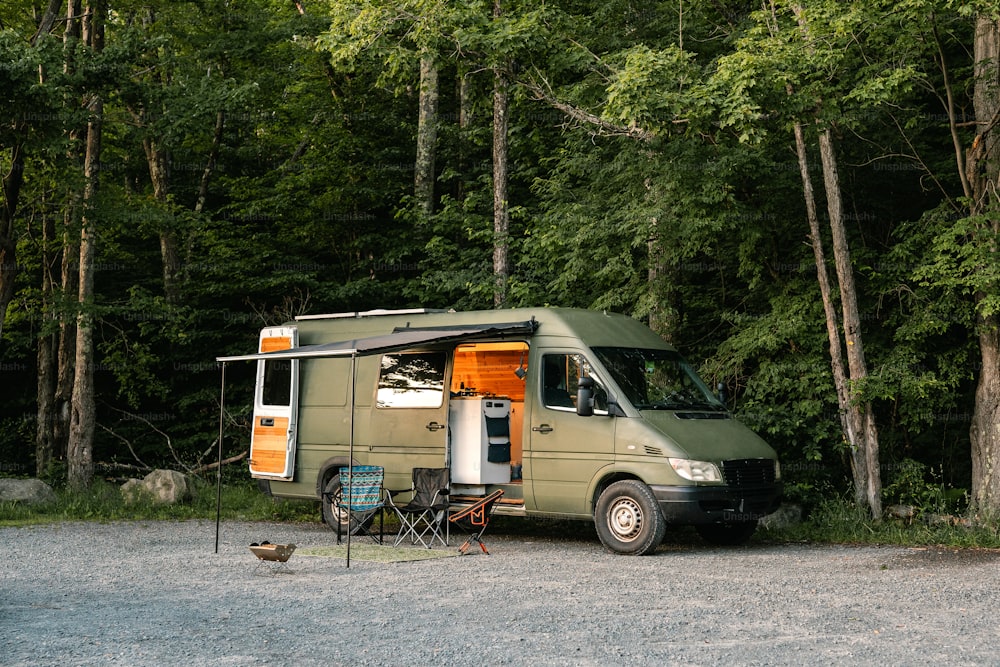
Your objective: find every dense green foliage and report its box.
[0,1,996,522]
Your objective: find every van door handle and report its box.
[426,421,445,432]
[532,424,553,434]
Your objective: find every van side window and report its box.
[261,360,292,407]
[542,354,608,412]
[377,352,447,409]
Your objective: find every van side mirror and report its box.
[577,376,594,417]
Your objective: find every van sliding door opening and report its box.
[450,342,528,488]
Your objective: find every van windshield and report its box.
[592,347,725,412]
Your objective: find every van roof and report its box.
[294,308,452,320]
[290,307,672,351]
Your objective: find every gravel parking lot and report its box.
[3,519,999,666]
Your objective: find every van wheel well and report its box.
[316,456,355,499]
[593,472,643,511]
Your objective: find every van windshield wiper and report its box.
[644,396,695,410]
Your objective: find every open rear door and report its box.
[249,326,298,480]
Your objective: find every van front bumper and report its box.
[650,483,783,525]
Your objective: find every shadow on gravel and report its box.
[881,546,1000,569]
[487,515,736,551]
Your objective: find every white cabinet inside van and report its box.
[450,397,512,485]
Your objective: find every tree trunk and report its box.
[55,202,78,458]
[793,120,882,519]
[36,204,58,477]
[142,136,181,303]
[67,0,104,491]
[36,330,57,476]
[794,122,856,486]
[971,322,1000,513]
[968,15,1000,515]
[456,67,472,202]
[194,111,224,216]
[414,53,438,216]
[818,129,882,519]
[789,3,881,519]
[492,0,510,309]
[42,0,85,474]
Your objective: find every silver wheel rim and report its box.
[608,496,643,543]
[323,483,350,526]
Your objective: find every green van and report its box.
[219,307,782,555]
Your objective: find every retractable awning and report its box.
[215,320,537,363]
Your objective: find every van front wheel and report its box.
[595,480,666,556]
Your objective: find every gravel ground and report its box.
[3,519,1000,666]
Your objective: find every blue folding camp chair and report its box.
[326,465,387,545]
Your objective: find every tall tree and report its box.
[794,2,882,518]
[414,52,438,216]
[708,0,888,516]
[794,118,882,518]
[67,0,105,490]
[37,0,84,477]
[491,0,510,308]
[966,13,1000,515]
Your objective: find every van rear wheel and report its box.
[594,480,666,556]
[321,474,377,534]
[696,520,758,546]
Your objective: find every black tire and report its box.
[696,520,758,546]
[320,474,377,534]
[594,480,666,556]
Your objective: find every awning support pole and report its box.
[346,352,358,568]
[215,361,226,554]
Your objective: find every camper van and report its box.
[224,307,782,555]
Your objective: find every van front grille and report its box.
[721,458,776,489]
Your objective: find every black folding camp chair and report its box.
[387,467,451,548]
[326,465,387,545]
[448,488,504,555]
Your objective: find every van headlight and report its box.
[668,458,722,483]
[774,460,781,481]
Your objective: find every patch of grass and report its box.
[6,479,1000,552]
[0,478,319,527]
[297,544,458,562]
[762,496,1000,549]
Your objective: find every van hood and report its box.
[638,411,777,462]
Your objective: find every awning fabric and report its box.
[215,320,537,363]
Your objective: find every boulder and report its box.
[759,503,803,531]
[121,469,193,505]
[886,504,918,524]
[120,478,148,505]
[0,478,57,505]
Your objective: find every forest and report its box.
[3,0,1000,522]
